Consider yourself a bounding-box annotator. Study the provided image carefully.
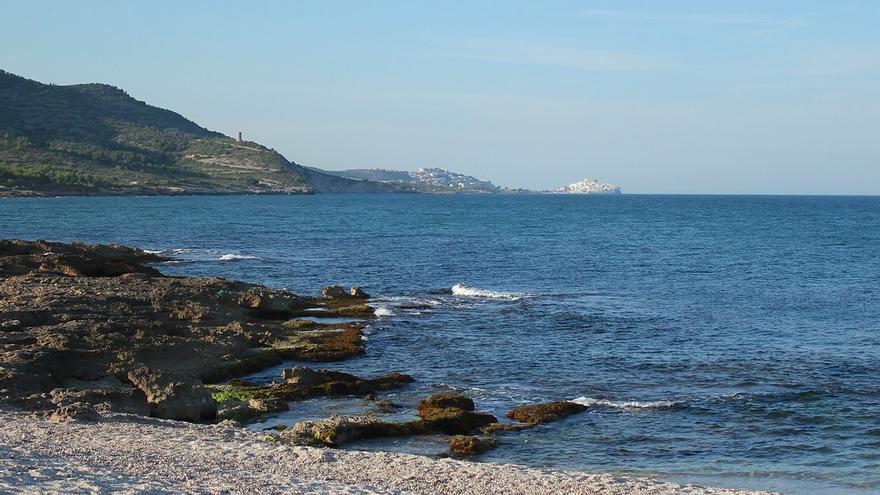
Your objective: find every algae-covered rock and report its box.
[416,393,497,435]
[449,435,498,456]
[273,327,365,361]
[283,415,411,447]
[418,394,475,413]
[209,367,413,413]
[505,401,588,424]
[480,421,534,434]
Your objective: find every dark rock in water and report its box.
[418,393,475,413]
[127,368,217,422]
[330,304,376,318]
[322,286,348,298]
[480,421,534,434]
[275,323,366,361]
[449,435,498,456]
[210,367,414,414]
[415,393,497,435]
[283,415,411,447]
[349,287,369,299]
[506,401,588,424]
[281,366,324,384]
[215,397,289,423]
[285,393,500,448]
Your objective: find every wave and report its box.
[570,396,680,410]
[373,306,395,317]
[218,253,259,261]
[451,283,523,300]
[373,296,442,309]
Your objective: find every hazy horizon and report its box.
[3,1,878,194]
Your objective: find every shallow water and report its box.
[3,194,879,494]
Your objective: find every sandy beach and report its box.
[0,408,774,495]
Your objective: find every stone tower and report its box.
[236,131,243,142]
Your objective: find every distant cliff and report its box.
[0,70,405,196]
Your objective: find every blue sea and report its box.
[3,194,879,494]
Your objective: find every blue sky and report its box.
[3,1,879,193]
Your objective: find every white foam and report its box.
[451,283,522,300]
[143,249,164,254]
[570,397,679,410]
[373,306,395,317]
[218,253,259,261]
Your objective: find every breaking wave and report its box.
[373,306,395,317]
[218,253,259,261]
[451,283,522,300]
[570,396,681,410]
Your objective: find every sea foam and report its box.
[218,253,259,261]
[570,396,680,410]
[373,306,395,317]
[451,283,522,300]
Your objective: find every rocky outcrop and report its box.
[449,435,498,456]
[0,240,382,422]
[415,393,497,435]
[209,367,414,424]
[127,369,216,421]
[282,393,500,448]
[237,289,306,319]
[0,239,167,277]
[506,401,588,424]
[283,416,411,447]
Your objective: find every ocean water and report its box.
[2,194,879,494]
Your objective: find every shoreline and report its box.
[0,239,783,494]
[0,407,773,495]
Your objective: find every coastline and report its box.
[0,407,772,495]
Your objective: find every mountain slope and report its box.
[323,167,500,193]
[0,70,400,195]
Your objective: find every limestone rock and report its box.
[127,368,216,421]
[46,402,100,423]
[284,415,409,447]
[505,401,588,424]
[449,435,498,456]
[416,393,497,435]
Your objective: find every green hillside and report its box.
[0,70,401,195]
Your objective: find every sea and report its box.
[3,194,879,494]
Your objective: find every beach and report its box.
[0,407,771,495]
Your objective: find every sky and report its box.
[2,1,879,194]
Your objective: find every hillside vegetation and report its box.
[0,70,400,195]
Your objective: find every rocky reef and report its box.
[0,239,384,422]
[281,392,500,452]
[0,239,599,461]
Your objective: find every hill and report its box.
[323,167,500,193]
[0,70,401,195]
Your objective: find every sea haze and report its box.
[3,194,879,494]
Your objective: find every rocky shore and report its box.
[0,240,773,494]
